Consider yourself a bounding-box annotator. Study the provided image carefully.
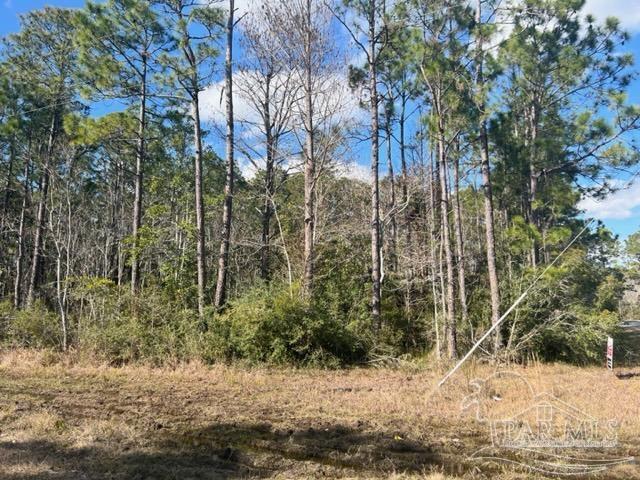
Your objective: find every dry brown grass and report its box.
[0,349,638,479]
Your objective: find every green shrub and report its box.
[78,285,203,365]
[502,248,625,364]
[205,284,365,366]
[5,301,62,349]
[0,300,12,340]
[534,308,619,364]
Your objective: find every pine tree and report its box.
[156,0,223,317]
[75,0,166,295]
[3,8,79,306]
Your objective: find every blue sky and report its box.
[3,0,640,239]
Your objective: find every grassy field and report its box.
[0,350,638,479]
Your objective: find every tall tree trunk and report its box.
[51,196,68,352]
[438,237,447,356]
[429,146,441,359]
[131,55,147,296]
[527,161,538,228]
[117,159,125,287]
[369,0,382,327]
[105,158,121,281]
[214,0,235,308]
[26,112,57,306]
[385,108,397,272]
[62,180,72,350]
[476,0,501,350]
[437,120,457,359]
[451,148,468,326]
[399,94,413,326]
[55,250,67,350]
[261,73,274,281]
[14,148,31,308]
[0,138,15,298]
[261,161,274,281]
[302,0,316,298]
[398,90,412,339]
[527,104,539,268]
[193,93,206,317]
[399,89,409,243]
[1,136,15,231]
[480,127,502,348]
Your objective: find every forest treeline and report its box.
[1,0,640,366]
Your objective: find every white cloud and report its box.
[336,162,371,183]
[199,81,225,124]
[200,70,364,132]
[201,0,261,15]
[584,0,640,32]
[579,180,640,220]
[241,158,370,184]
[486,0,640,50]
[199,76,259,126]
[238,158,259,180]
[233,0,262,15]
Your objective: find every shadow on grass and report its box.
[0,421,460,479]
